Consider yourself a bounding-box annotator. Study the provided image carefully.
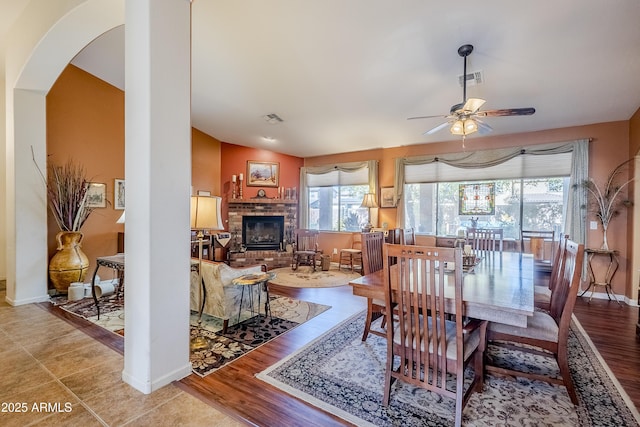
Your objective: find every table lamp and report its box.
[361,193,378,232]
[190,195,224,351]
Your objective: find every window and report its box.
[404,177,568,239]
[303,163,374,232]
[308,185,369,231]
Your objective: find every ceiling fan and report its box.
[408,44,535,140]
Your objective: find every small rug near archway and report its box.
[268,265,361,288]
[51,293,331,377]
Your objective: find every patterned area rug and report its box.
[257,311,640,426]
[52,294,330,377]
[269,264,361,288]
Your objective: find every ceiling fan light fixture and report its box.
[464,119,478,134]
[450,120,464,135]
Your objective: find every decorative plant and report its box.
[582,159,634,250]
[32,149,93,232]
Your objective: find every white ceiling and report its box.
[13,1,640,157]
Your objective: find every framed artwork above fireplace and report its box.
[247,161,279,187]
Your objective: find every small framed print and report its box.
[85,182,107,208]
[114,179,125,210]
[380,187,396,208]
[247,161,279,187]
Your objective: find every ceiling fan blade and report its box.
[424,121,450,135]
[461,98,486,113]
[479,107,536,117]
[475,118,493,135]
[407,114,446,120]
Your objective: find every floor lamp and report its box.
[361,193,378,232]
[190,195,224,351]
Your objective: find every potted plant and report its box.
[583,159,634,250]
[37,157,94,293]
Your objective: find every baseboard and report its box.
[5,293,50,306]
[122,363,193,394]
[578,291,637,306]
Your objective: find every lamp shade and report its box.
[190,196,224,230]
[360,193,378,208]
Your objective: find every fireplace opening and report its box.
[242,216,284,251]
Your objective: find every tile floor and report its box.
[0,282,244,427]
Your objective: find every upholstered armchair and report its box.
[190,259,266,333]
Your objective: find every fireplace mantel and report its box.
[228,198,297,206]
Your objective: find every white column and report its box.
[4,89,50,305]
[122,0,192,393]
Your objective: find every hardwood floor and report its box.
[44,282,640,426]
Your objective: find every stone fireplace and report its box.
[227,199,297,268]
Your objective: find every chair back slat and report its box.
[361,232,384,274]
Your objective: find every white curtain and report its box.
[299,160,378,228]
[393,140,589,243]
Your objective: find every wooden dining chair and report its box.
[400,228,416,245]
[382,244,487,426]
[386,228,402,244]
[291,229,320,271]
[486,239,584,404]
[521,230,556,274]
[534,234,568,311]
[360,231,386,341]
[339,232,363,272]
[466,228,500,259]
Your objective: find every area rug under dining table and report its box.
[256,311,640,426]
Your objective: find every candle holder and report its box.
[238,174,244,199]
[231,175,237,199]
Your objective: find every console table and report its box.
[91,254,125,319]
[581,248,620,304]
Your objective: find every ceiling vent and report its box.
[263,113,283,124]
[458,70,484,87]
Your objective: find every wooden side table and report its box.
[581,248,620,304]
[91,254,125,319]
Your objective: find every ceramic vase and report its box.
[49,231,89,294]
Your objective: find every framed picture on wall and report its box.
[246,161,279,187]
[114,179,125,210]
[380,187,396,208]
[85,182,107,208]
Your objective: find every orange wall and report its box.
[219,143,303,229]
[46,65,125,284]
[192,127,222,195]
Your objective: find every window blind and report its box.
[306,167,369,187]
[404,152,572,184]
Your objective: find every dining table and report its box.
[349,251,535,327]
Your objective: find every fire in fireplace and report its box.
[242,215,285,250]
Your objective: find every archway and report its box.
[5,0,124,304]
